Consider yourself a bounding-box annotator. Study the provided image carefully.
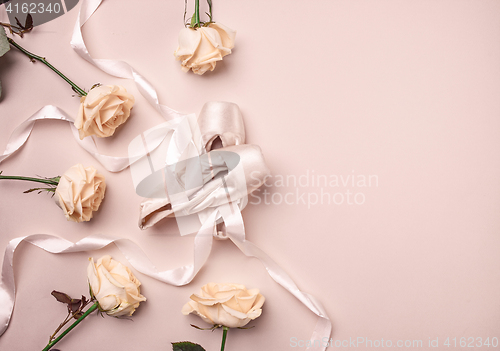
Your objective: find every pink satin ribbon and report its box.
[0,105,170,172]
[0,0,332,348]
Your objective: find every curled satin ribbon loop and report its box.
[0,105,184,172]
[0,232,218,337]
[71,0,185,122]
[0,105,73,165]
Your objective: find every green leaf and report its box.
[172,341,206,351]
[190,13,197,28]
[0,26,10,57]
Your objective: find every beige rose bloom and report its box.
[75,85,135,139]
[87,255,146,317]
[182,283,265,328]
[174,23,236,75]
[55,164,106,223]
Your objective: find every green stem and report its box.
[7,38,87,96]
[42,302,98,351]
[194,0,201,27]
[220,326,229,351]
[0,175,59,186]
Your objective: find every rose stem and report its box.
[220,326,229,351]
[41,302,99,351]
[0,175,59,186]
[7,38,87,97]
[194,0,201,27]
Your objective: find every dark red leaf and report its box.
[68,300,82,314]
[51,291,72,305]
[172,342,206,351]
[14,17,23,30]
[25,14,33,31]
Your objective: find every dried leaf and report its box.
[51,291,73,305]
[172,342,206,351]
[25,14,33,31]
[68,299,82,314]
[15,17,24,30]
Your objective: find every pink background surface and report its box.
[1,1,499,350]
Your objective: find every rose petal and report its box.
[209,23,236,52]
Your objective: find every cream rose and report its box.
[174,23,236,75]
[87,255,146,317]
[55,164,106,223]
[74,85,135,139]
[182,283,265,328]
